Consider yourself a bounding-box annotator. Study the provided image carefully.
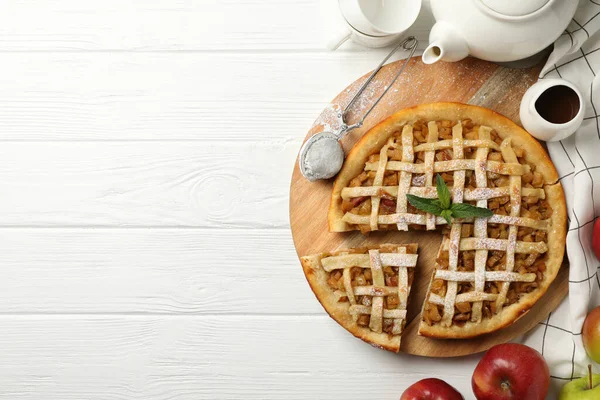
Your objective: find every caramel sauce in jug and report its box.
[534,85,580,124]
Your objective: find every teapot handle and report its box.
[327,29,351,51]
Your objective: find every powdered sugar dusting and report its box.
[311,103,342,133]
[310,75,389,133]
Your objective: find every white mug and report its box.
[520,79,584,142]
[329,0,422,50]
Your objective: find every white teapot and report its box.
[422,0,579,64]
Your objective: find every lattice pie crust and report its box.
[327,103,566,340]
[301,244,418,352]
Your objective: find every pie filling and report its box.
[338,119,553,328]
[323,244,418,337]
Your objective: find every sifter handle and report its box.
[340,36,419,136]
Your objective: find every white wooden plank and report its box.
[0,141,297,228]
[0,52,422,141]
[0,0,433,51]
[0,228,318,314]
[0,316,479,400]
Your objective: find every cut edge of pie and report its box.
[327,102,567,339]
[300,243,418,352]
[418,181,565,338]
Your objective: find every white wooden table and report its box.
[0,1,493,399]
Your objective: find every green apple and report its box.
[559,366,600,400]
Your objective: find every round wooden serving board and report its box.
[289,56,568,357]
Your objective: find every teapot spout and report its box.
[422,22,469,64]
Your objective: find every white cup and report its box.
[520,79,584,142]
[329,0,422,50]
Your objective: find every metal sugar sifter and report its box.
[299,36,418,181]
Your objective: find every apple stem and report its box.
[589,364,593,391]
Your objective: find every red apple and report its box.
[472,343,549,400]
[400,378,464,400]
[583,306,600,363]
[592,218,600,261]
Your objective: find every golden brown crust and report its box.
[300,243,417,352]
[327,102,567,339]
[329,102,560,232]
[418,184,566,338]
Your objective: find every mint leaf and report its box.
[405,176,494,224]
[406,194,444,215]
[450,203,493,219]
[441,209,453,225]
[436,174,451,209]
[431,199,443,208]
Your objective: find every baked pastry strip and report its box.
[301,244,418,352]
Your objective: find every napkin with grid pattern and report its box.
[519,0,600,393]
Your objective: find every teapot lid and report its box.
[481,0,549,16]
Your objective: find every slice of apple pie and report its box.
[301,243,418,352]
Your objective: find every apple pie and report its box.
[301,243,418,352]
[328,103,566,339]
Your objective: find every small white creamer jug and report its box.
[519,79,584,142]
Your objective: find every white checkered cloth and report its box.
[520,0,600,393]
